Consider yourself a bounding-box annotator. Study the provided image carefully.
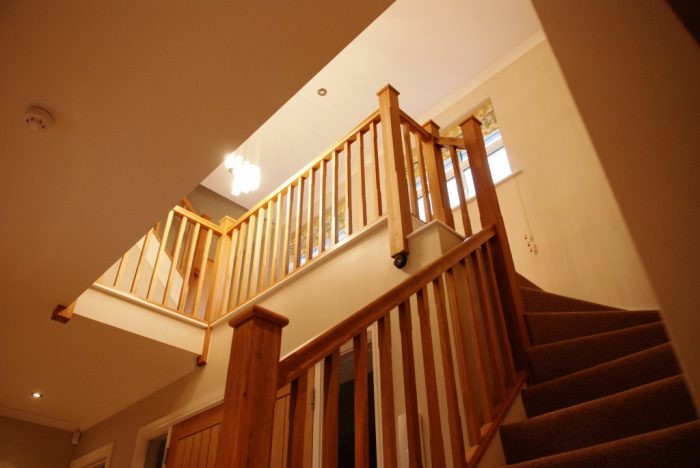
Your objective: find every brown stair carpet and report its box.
[520,286,621,313]
[525,310,661,345]
[522,342,681,417]
[507,420,700,468]
[527,322,669,383]
[500,283,699,466]
[501,375,696,463]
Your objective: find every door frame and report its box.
[69,442,114,468]
[129,394,223,468]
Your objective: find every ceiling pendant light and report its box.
[225,130,263,197]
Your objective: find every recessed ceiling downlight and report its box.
[317,88,327,96]
[31,391,43,399]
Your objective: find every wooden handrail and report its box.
[277,225,495,387]
[172,205,224,234]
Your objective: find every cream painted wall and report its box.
[187,184,248,222]
[0,416,74,468]
[429,40,658,310]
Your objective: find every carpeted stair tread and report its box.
[520,286,620,313]
[500,375,697,464]
[525,310,661,345]
[522,343,681,417]
[527,322,668,383]
[506,420,700,467]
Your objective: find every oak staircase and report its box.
[73,85,699,466]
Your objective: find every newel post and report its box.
[377,85,413,267]
[459,117,531,371]
[422,120,455,229]
[215,305,289,468]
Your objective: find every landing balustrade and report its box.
[93,84,530,466]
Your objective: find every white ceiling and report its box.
[203,0,543,209]
[0,0,391,430]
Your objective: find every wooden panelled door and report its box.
[167,405,222,467]
[166,375,313,467]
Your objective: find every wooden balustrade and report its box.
[217,226,524,467]
[96,205,226,323]
[224,109,387,310]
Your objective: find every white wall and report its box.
[427,40,658,310]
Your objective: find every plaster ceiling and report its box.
[0,0,391,430]
[202,0,543,209]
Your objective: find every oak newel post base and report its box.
[215,305,289,468]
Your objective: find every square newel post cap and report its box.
[218,215,237,231]
[376,84,400,96]
[228,305,289,329]
[422,119,441,135]
[458,115,483,128]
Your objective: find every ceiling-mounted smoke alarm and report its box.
[24,106,53,131]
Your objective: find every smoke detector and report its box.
[24,106,53,131]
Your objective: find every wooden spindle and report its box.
[147,210,174,300]
[353,330,369,468]
[318,158,328,254]
[432,276,467,467]
[398,300,424,467]
[377,315,398,468]
[282,186,294,277]
[415,130,433,222]
[270,192,284,284]
[445,266,481,444]
[331,151,339,245]
[357,130,368,227]
[113,250,129,289]
[306,167,316,262]
[293,177,305,269]
[191,228,213,319]
[178,224,201,312]
[322,351,340,468]
[459,258,495,423]
[401,123,420,216]
[416,287,446,467]
[130,230,153,293]
[215,306,289,468]
[259,199,274,290]
[239,216,257,304]
[229,223,247,309]
[287,372,309,468]
[344,141,353,237]
[423,120,455,228]
[474,248,507,403]
[484,242,517,383]
[377,85,412,259]
[448,145,472,236]
[248,210,265,299]
[163,215,188,305]
[371,121,383,218]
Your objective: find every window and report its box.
[418,100,512,220]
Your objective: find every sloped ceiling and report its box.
[0,0,392,429]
